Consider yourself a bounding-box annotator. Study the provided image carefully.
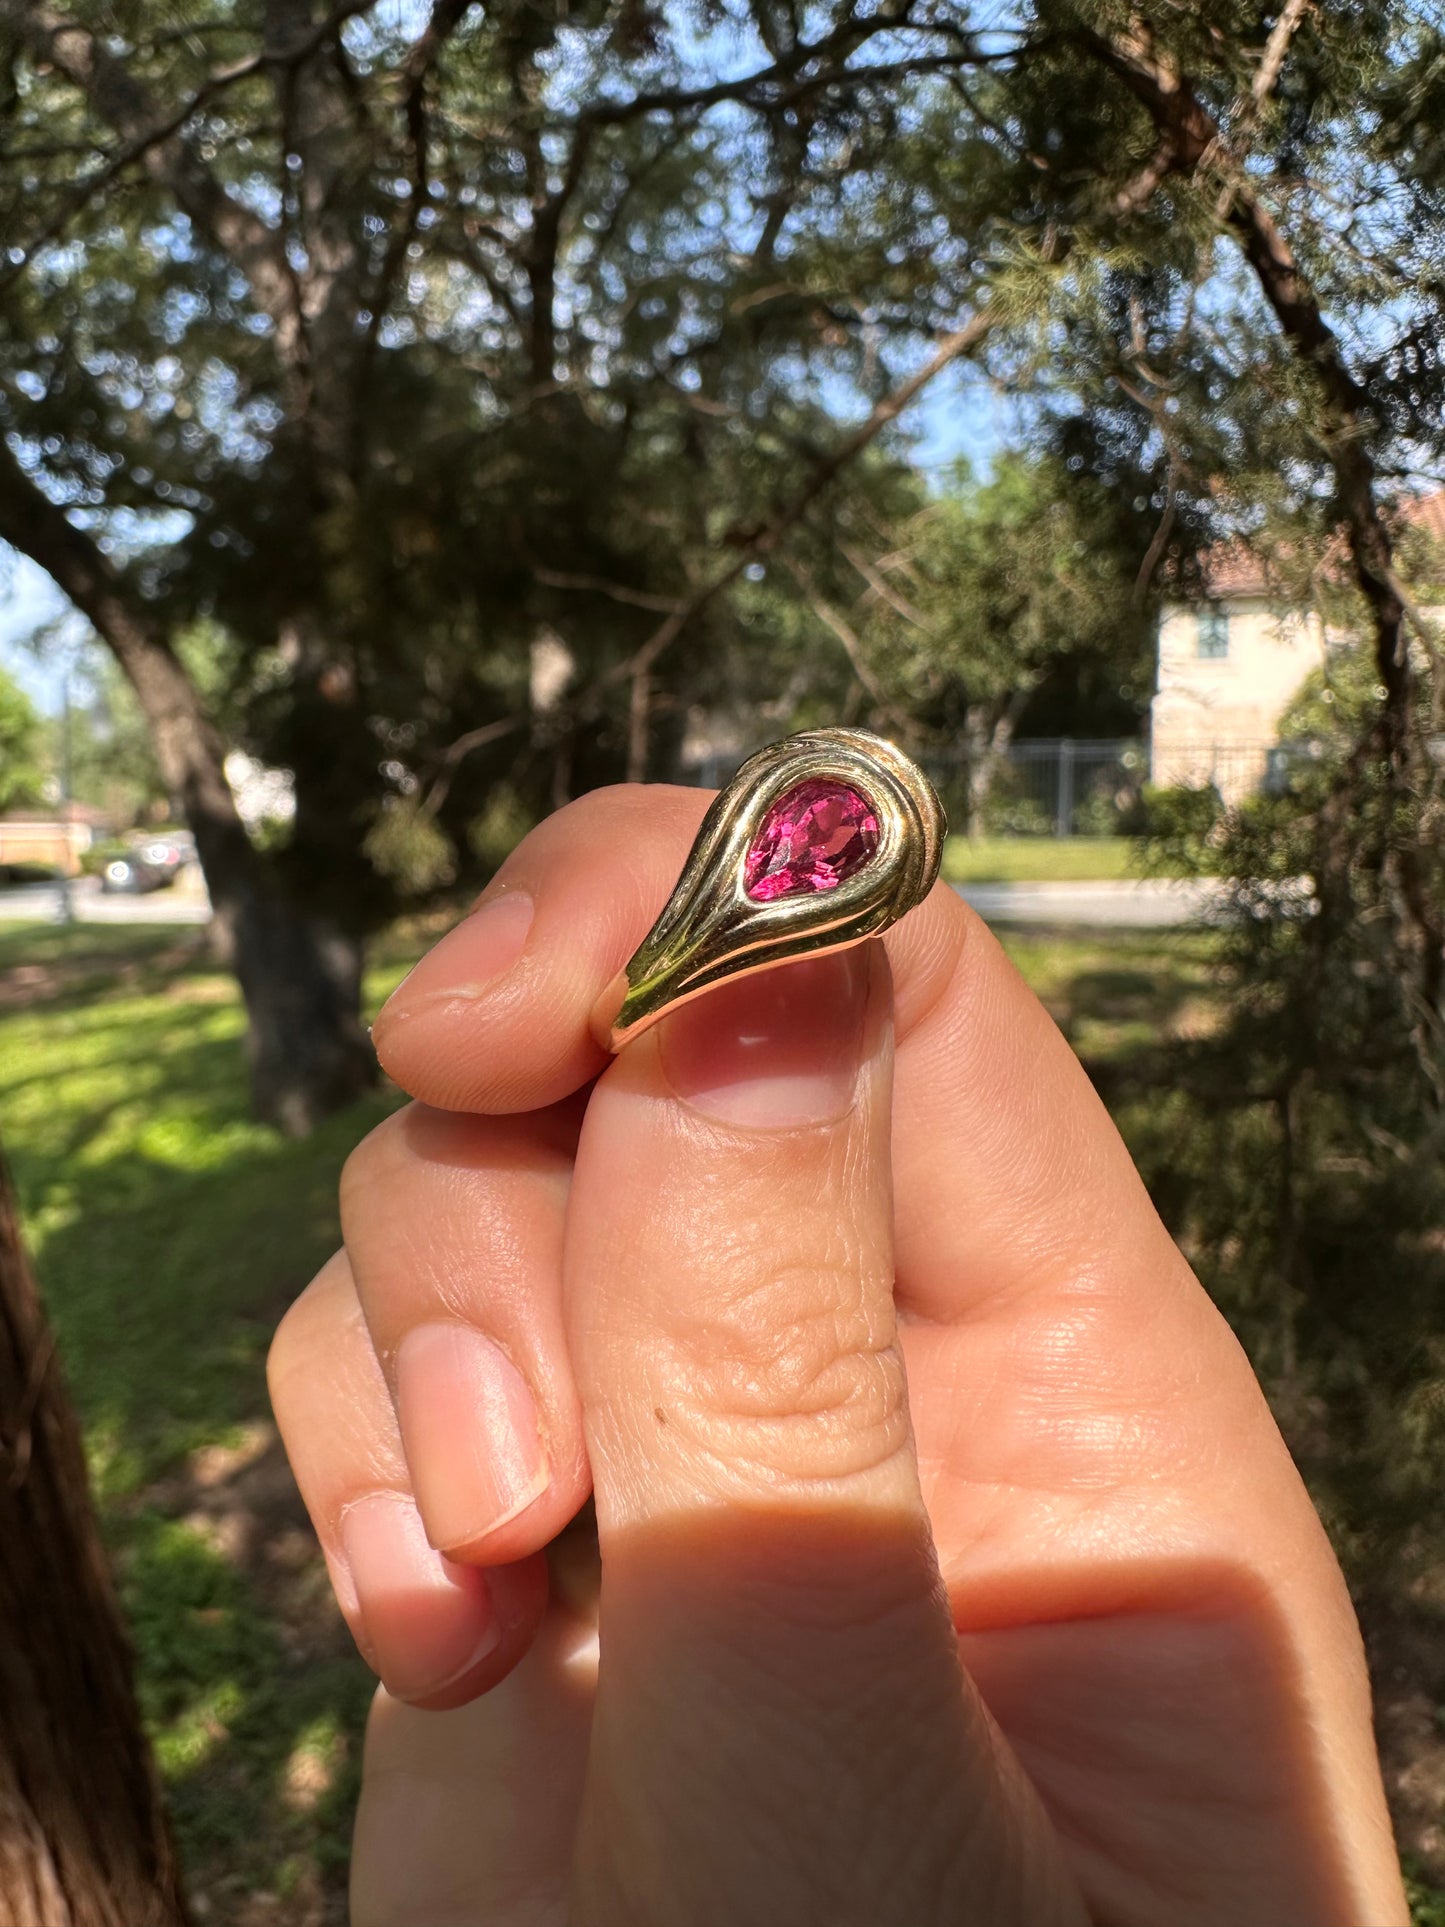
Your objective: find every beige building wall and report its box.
[1150,597,1327,802]
[0,816,93,876]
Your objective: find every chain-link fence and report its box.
[921,738,1149,837]
[683,730,1290,836]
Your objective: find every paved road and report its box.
[955,878,1223,927]
[1,873,1223,932]
[0,878,212,926]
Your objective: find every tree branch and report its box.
[421,716,521,816]
[782,557,918,735]
[568,23,1013,131]
[3,0,377,368]
[606,305,1000,778]
[1080,14,1439,1021]
[529,565,685,614]
[840,541,930,629]
[400,0,478,88]
[1082,23,1406,717]
[2,1,315,348]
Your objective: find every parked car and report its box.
[100,853,171,895]
[133,832,194,878]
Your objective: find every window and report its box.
[1196,606,1230,658]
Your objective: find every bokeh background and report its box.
[0,1,1442,1919]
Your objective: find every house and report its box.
[0,802,107,877]
[1149,490,1445,802]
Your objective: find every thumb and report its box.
[563,945,1083,1927]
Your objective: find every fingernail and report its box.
[374,890,534,1036]
[339,1490,500,1701]
[396,1324,549,1554]
[659,948,872,1129]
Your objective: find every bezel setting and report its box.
[607,727,946,1051]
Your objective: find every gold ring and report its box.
[603,727,946,1052]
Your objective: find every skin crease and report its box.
[268,783,1408,1927]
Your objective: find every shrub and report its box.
[1125,696,1445,1589]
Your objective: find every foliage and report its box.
[978,771,1055,838]
[0,661,44,811]
[1275,648,1394,747]
[1124,698,1445,1586]
[2,0,1050,930]
[57,657,169,826]
[1133,781,1224,853]
[1408,1860,1445,1927]
[6,0,1442,1116]
[859,454,1158,749]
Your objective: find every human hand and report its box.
[269,785,1406,1927]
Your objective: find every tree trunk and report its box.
[0,441,376,1134]
[0,1150,188,1926]
[232,902,374,1137]
[964,690,1030,830]
[107,620,376,1135]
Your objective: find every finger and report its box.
[369,785,1404,1913]
[338,1098,591,1566]
[268,1251,548,1709]
[369,784,1152,1312]
[363,786,1340,1618]
[352,1605,596,1927]
[371,785,709,1113]
[563,946,1085,1927]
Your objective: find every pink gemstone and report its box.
[743,778,880,902]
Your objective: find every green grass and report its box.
[0,920,417,1922]
[943,834,1159,882]
[1,916,1440,1925]
[996,927,1223,1066]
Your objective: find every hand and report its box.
[269,785,1406,1927]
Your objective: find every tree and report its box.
[991,1,1445,1024]
[0,1144,186,1924]
[0,0,1007,1129]
[0,661,44,812]
[834,454,1158,822]
[1,0,1441,1139]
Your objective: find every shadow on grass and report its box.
[1,924,405,1923]
[42,1128,398,1923]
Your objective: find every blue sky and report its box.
[0,563,67,709]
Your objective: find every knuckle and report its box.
[266,1276,324,1409]
[659,1246,912,1490]
[338,1105,411,1229]
[265,1302,300,1401]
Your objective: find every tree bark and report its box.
[0,443,376,1134]
[0,1149,188,1926]
[965,689,1030,831]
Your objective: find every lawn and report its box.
[0,916,1438,1923]
[942,834,1167,882]
[0,921,417,1925]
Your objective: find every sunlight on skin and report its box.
[271,784,1407,1927]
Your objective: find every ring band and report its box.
[605,727,946,1052]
